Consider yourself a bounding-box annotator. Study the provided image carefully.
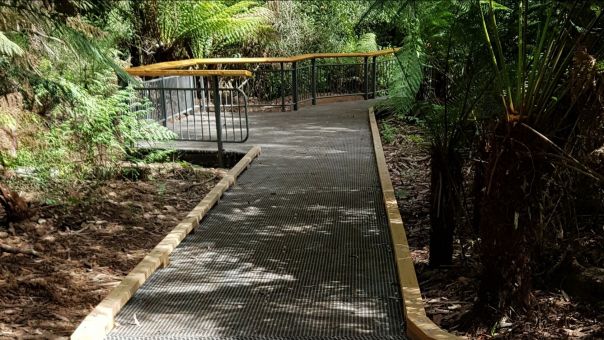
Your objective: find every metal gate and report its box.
[135,76,249,143]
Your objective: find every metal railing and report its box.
[127,49,399,112]
[211,54,396,111]
[132,71,251,167]
[126,49,399,164]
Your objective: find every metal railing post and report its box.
[372,56,377,99]
[280,62,286,111]
[159,77,167,126]
[363,56,369,100]
[212,76,224,167]
[311,58,317,105]
[292,61,298,111]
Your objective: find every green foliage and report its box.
[372,0,492,149]
[0,110,16,130]
[300,0,369,53]
[8,69,175,184]
[380,32,424,117]
[143,149,177,163]
[344,33,379,53]
[406,134,425,145]
[0,31,23,57]
[267,0,371,55]
[157,0,273,58]
[478,0,604,180]
[380,121,397,144]
[265,0,312,55]
[0,0,131,81]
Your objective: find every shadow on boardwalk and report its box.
[108,100,407,339]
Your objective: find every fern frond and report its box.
[381,28,424,117]
[0,31,23,57]
[157,0,273,58]
[354,33,378,52]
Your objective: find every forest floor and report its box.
[377,116,603,339]
[0,165,222,338]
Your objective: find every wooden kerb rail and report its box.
[71,146,261,340]
[369,107,463,340]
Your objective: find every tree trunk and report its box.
[479,122,550,310]
[471,136,488,234]
[429,145,463,267]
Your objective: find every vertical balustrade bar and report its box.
[292,62,298,111]
[372,56,377,99]
[311,58,317,105]
[280,62,286,112]
[363,56,369,100]
[212,76,224,167]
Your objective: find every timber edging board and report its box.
[70,145,262,340]
[368,108,463,340]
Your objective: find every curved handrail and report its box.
[126,48,400,73]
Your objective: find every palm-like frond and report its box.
[381,32,424,116]
[0,0,129,80]
[158,0,273,58]
[0,31,23,56]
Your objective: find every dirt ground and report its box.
[378,117,603,339]
[0,165,222,338]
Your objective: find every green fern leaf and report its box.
[0,32,23,57]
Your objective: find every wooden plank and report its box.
[126,69,252,78]
[71,146,261,340]
[368,108,462,340]
[125,48,400,72]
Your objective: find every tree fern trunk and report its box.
[472,136,488,234]
[429,145,463,266]
[479,122,550,310]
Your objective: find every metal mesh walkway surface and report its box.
[106,101,407,340]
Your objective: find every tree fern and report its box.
[0,31,23,57]
[157,0,273,58]
[0,0,129,80]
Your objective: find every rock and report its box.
[0,121,17,158]
[42,235,56,242]
[163,205,177,213]
[14,166,36,177]
[37,218,46,224]
[562,263,604,300]
[35,224,47,237]
[0,231,8,238]
[157,214,166,220]
[19,221,37,233]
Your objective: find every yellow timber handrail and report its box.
[125,48,399,76]
[126,69,253,78]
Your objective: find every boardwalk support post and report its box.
[292,61,298,111]
[363,56,369,100]
[311,58,317,105]
[212,75,224,167]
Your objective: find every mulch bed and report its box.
[378,117,603,339]
[0,165,222,338]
